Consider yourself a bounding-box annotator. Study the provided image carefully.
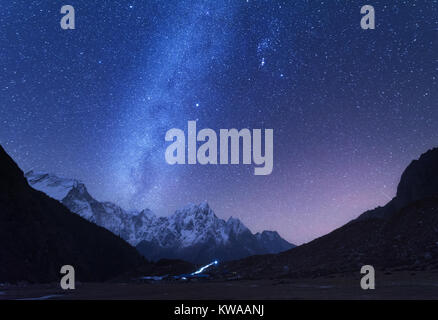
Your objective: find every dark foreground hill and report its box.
[0,145,145,283]
[221,148,438,278]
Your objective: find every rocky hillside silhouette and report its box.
[396,148,438,207]
[221,148,438,278]
[0,146,145,283]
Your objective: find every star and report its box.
[0,0,435,245]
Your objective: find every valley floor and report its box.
[1,271,438,300]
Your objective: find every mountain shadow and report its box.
[0,145,146,283]
[221,148,438,278]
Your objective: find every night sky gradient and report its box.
[0,0,437,244]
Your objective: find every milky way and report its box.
[0,0,437,244]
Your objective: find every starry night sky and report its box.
[0,0,437,244]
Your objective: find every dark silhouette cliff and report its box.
[221,148,438,278]
[0,145,145,283]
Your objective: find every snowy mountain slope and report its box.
[25,171,78,201]
[25,171,149,243]
[25,171,295,263]
[255,231,294,253]
[138,204,296,263]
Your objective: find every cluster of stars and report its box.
[0,0,436,244]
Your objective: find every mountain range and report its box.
[219,148,438,278]
[25,171,294,264]
[2,143,438,284]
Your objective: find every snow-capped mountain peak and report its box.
[163,202,230,248]
[226,216,250,235]
[26,172,295,264]
[25,171,81,201]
